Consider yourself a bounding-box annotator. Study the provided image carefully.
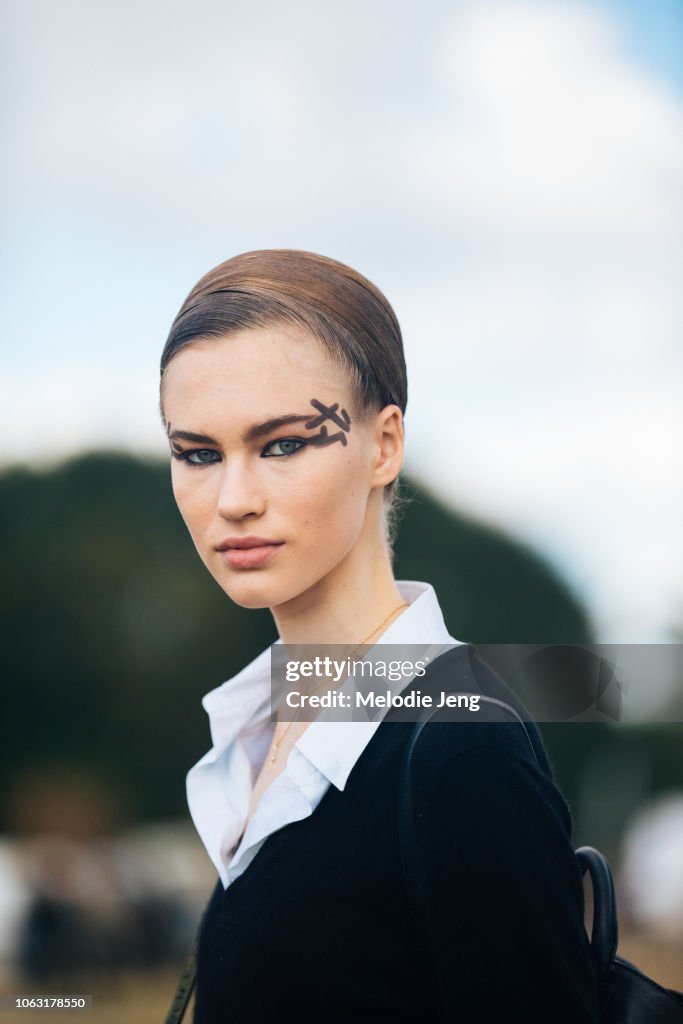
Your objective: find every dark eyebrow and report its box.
[167,414,314,447]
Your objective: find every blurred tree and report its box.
[393,478,593,644]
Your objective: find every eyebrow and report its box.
[167,413,314,447]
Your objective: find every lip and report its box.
[215,535,283,551]
[215,536,285,570]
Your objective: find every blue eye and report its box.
[172,448,220,466]
[189,450,220,464]
[262,438,307,458]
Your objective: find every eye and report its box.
[262,438,307,458]
[172,448,221,466]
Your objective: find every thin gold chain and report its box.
[266,600,409,767]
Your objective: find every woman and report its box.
[160,249,601,1022]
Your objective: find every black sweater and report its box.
[193,643,601,1022]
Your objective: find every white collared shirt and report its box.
[186,580,463,889]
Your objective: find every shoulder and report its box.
[411,739,573,841]
[397,643,574,836]
[401,642,554,778]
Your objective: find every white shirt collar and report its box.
[196,580,461,790]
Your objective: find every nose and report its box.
[216,459,265,521]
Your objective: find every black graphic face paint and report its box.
[304,399,352,448]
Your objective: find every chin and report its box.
[220,564,330,612]
[219,577,278,610]
[217,571,295,611]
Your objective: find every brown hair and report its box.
[160,248,410,556]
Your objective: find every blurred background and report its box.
[2,0,682,1019]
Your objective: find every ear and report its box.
[371,405,404,488]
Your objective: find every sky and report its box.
[2,0,682,644]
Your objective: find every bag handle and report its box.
[575,845,619,979]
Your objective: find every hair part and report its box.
[160,249,411,559]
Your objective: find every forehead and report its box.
[162,325,351,421]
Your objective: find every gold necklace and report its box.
[266,600,409,768]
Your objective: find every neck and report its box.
[270,536,407,647]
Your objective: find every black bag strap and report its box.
[164,933,199,1024]
[398,696,544,972]
[398,696,615,993]
[164,878,222,1024]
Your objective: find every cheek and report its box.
[171,469,214,532]
[288,453,364,535]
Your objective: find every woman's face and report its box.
[161,323,402,610]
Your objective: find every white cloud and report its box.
[2,358,168,467]
[412,2,683,233]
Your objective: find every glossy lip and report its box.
[215,535,284,551]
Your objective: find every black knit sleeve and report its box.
[408,742,602,1022]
